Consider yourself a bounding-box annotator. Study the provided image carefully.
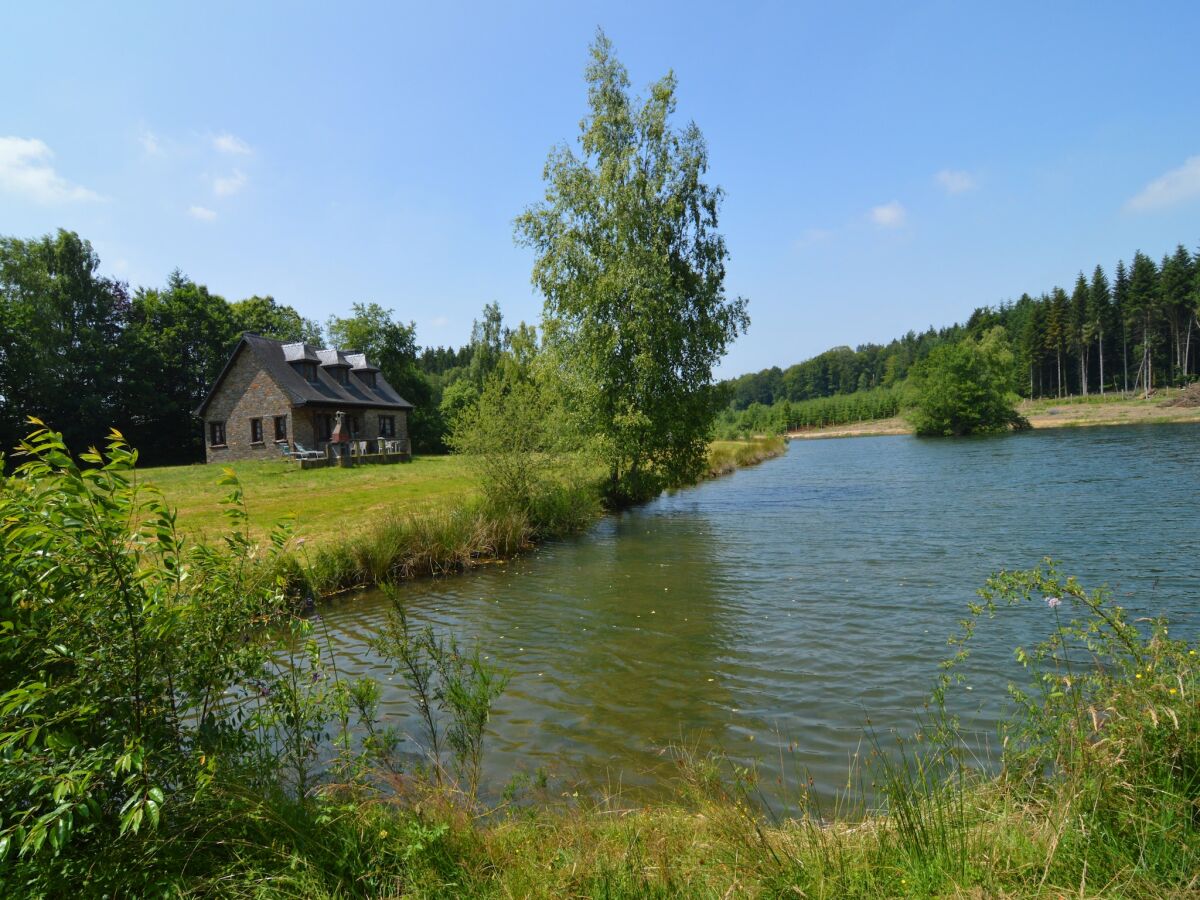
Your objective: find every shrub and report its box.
[907,327,1029,436]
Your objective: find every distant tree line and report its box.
[723,243,1200,411]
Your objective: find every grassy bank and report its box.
[790,389,1200,439]
[140,436,787,598]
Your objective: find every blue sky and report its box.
[4,1,1200,377]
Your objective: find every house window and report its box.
[332,367,348,385]
[250,418,263,444]
[209,421,226,447]
[274,415,288,441]
[297,362,319,382]
[316,414,333,442]
[360,371,376,388]
[379,415,396,438]
[351,415,361,436]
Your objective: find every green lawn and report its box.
[140,454,478,548]
[141,438,785,551]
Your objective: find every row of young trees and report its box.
[725,243,1200,410]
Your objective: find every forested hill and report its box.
[723,242,1200,411]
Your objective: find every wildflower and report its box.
[1045,597,1062,609]
[1135,673,1142,680]
[379,830,388,839]
[1169,688,1178,695]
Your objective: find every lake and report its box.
[316,424,1199,805]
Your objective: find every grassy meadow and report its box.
[140,453,479,548]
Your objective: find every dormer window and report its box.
[297,362,318,382]
[331,367,349,385]
[359,371,377,388]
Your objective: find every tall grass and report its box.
[706,435,787,476]
[278,478,603,597]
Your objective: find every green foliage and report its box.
[0,422,291,877]
[715,388,902,437]
[448,375,559,513]
[0,230,129,461]
[907,327,1029,436]
[230,293,324,344]
[372,596,510,800]
[125,270,239,463]
[515,31,749,503]
[326,302,442,452]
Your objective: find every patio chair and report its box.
[290,441,325,461]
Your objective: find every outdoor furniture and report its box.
[290,441,324,461]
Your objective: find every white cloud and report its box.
[188,204,217,221]
[213,132,252,155]
[213,168,248,196]
[1126,155,1200,212]
[429,316,450,328]
[139,129,162,155]
[869,201,906,228]
[935,169,976,194]
[793,226,835,249]
[0,137,101,204]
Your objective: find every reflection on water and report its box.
[317,425,1200,803]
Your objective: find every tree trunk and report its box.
[1122,326,1128,393]
[1097,327,1105,395]
[1184,317,1194,381]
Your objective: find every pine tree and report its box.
[1087,265,1111,394]
[1160,244,1194,383]
[1114,260,1130,392]
[1045,287,1070,397]
[1070,273,1089,395]
[1126,251,1160,395]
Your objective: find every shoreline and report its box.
[284,436,788,599]
[788,391,1200,440]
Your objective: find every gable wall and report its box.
[203,347,295,462]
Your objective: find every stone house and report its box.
[194,333,414,463]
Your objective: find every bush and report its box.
[907,327,1029,436]
[0,424,297,889]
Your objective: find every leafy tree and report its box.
[229,294,323,344]
[466,301,506,387]
[123,271,237,463]
[0,230,129,456]
[515,31,749,502]
[907,327,1029,436]
[325,302,440,452]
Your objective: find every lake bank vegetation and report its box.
[3,427,1195,897]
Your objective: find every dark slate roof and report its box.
[194,333,415,417]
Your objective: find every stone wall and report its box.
[203,348,294,463]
